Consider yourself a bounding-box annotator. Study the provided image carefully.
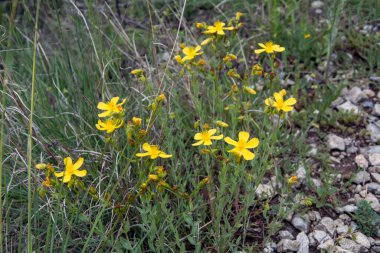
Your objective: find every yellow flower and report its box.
[224,131,259,160]
[192,129,223,146]
[148,174,159,181]
[304,33,311,39]
[131,69,144,75]
[223,54,237,62]
[42,177,53,188]
[243,86,257,95]
[254,41,285,54]
[204,21,234,35]
[97,97,126,117]
[216,120,229,128]
[265,91,297,112]
[136,143,172,159]
[201,37,213,46]
[195,22,205,29]
[182,46,203,61]
[252,64,263,76]
[236,12,243,21]
[35,163,47,170]
[288,175,298,185]
[175,55,184,64]
[132,117,142,127]
[156,93,166,102]
[96,118,124,133]
[54,157,87,183]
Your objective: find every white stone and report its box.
[371,173,380,183]
[353,171,371,184]
[336,225,348,235]
[367,123,380,142]
[291,214,310,233]
[338,101,360,114]
[255,184,274,198]
[354,232,371,248]
[339,238,363,253]
[346,86,368,103]
[355,154,368,169]
[311,0,324,9]
[317,238,334,250]
[327,134,345,151]
[312,230,329,243]
[369,153,380,166]
[296,166,307,182]
[296,232,309,253]
[277,239,300,252]
[318,217,336,236]
[365,193,380,212]
[279,230,294,240]
[374,103,380,116]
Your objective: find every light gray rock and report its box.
[277,239,300,252]
[338,101,360,114]
[312,178,323,188]
[318,217,336,236]
[339,238,364,253]
[353,171,371,184]
[361,145,380,154]
[296,232,309,253]
[353,232,371,249]
[255,184,274,198]
[364,89,375,97]
[333,246,354,253]
[342,204,358,213]
[327,134,346,151]
[312,230,329,243]
[317,238,334,250]
[291,215,310,233]
[366,182,380,194]
[373,246,380,253]
[336,225,349,235]
[367,123,380,142]
[355,154,369,169]
[307,211,321,222]
[374,104,380,116]
[279,230,294,240]
[364,193,380,211]
[347,86,368,103]
[296,166,307,182]
[369,153,380,166]
[371,173,380,183]
[311,0,324,9]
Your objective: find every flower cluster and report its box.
[96,97,126,134]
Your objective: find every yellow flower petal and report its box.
[254,49,266,54]
[64,157,72,167]
[203,140,212,146]
[73,169,87,177]
[241,149,255,160]
[73,157,84,171]
[136,152,149,157]
[54,172,64,178]
[210,134,223,140]
[224,137,238,146]
[158,153,172,158]
[62,173,72,183]
[283,97,297,106]
[238,131,250,142]
[192,140,204,146]
[245,138,259,148]
[208,129,217,135]
[142,143,151,151]
[97,102,108,110]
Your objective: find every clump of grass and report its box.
[353,200,380,237]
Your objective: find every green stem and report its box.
[27,1,41,251]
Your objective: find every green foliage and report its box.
[353,200,380,237]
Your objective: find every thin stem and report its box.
[27,0,41,251]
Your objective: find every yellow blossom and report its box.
[265,91,297,112]
[236,12,243,21]
[182,46,203,61]
[175,55,184,64]
[252,64,263,76]
[304,33,311,39]
[204,21,234,35]
[201,37,213,46]
[35,163,47,170]
[148,174,158,181]
[216,120,229,128]
[54,157,87,183]
[132,117,142,127]
[224,131,259,160]
[243,86,257,95]
[288,175,298,185]
[254,41,285,54]
[156,93,166,102]
[130,69,144,75]
[136,143,172,159]
[96,118,124,133]
[97,97,126,118]
[42,177,53,187]
[192,129,223,146]
[196,22,205,29]
[223,54,237,62]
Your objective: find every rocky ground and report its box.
[263,78,380,253]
